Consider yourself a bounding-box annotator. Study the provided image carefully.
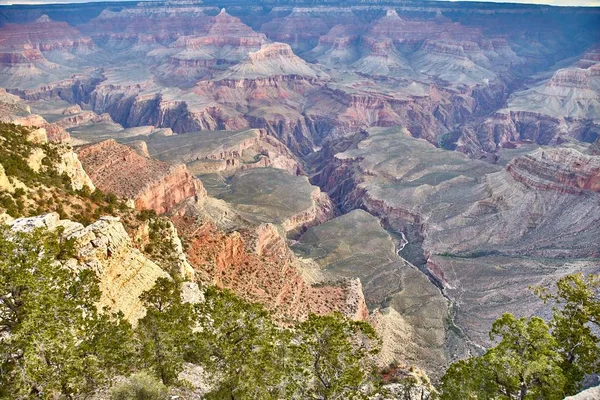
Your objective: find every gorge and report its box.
[0,0,599,395]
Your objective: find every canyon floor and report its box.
[0,0,599,378]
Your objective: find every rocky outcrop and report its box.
[76,139,204,214]
[56,146,96,191]
[281,189,335,234]
[140,128,301,176]
[564,386,600,400]
[0,88,71,142]
[9,213,170,323]
[155,9,268,83]
[173,215,368,323]
[507,148,600,194]
[132,218,196,281]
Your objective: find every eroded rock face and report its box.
[0,88,70,142]
[507,148,600,194]
[209,168,335,236]
[173,215,368,322]
[76,139,204,214]
[459,51,600,154]
[135,128,301,176]
[9,213,170,323]
[292,210,450,376]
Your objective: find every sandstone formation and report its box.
[0,15,95,90]
[0,88,71,142]
[76,139,203,214]
[152,9,269,85]
[457,49,600,154]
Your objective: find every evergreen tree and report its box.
[136,278,196,385]
[440,273,600,399]
[290,312,382,400]
[535,273,600,393]
[0,226,135,399]
[441,314,567,400]
[196,286,289,400]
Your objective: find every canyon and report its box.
[0,0,599,382]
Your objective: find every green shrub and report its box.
[110,372,168,400]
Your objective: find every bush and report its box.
[110,372,169,400]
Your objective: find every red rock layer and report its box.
[76,139,202,214]
[173,216,368,322]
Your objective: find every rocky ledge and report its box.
[507,148,600,194]
[174,214,368,323]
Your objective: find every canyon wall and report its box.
[76,139,204,214]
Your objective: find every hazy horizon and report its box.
[1,0,599,6]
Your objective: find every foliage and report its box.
[0,122,68,190]
[0,226,136,399]
[196,286,288,400]
[440,273,600,399]
[289,312,382,400]
[535,273,600,393]
[0,218,385,399]
[136,278,196,385]
[110,372,168,400]
[143,218,181,279]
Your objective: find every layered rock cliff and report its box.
[507,148,600,194]
[76,139,204,214]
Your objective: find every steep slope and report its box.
[292,210,450,375]
[172,208,368,323]
[154,9,268,85]
[10,213,170,323]
[0,15,95,90]
[457,48,600,154]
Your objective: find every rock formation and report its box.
[1,0,600,379]
[76,139,203,214]
[211,168,335,236]
[131,128,301,176]
[9,213,170,323]
[292,210,449,376]
[173,213,368,323]
[507,148,600,194]
[564,385,600,400]
[314,126,600,353]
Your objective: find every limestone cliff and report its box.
[9,213,170,323]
